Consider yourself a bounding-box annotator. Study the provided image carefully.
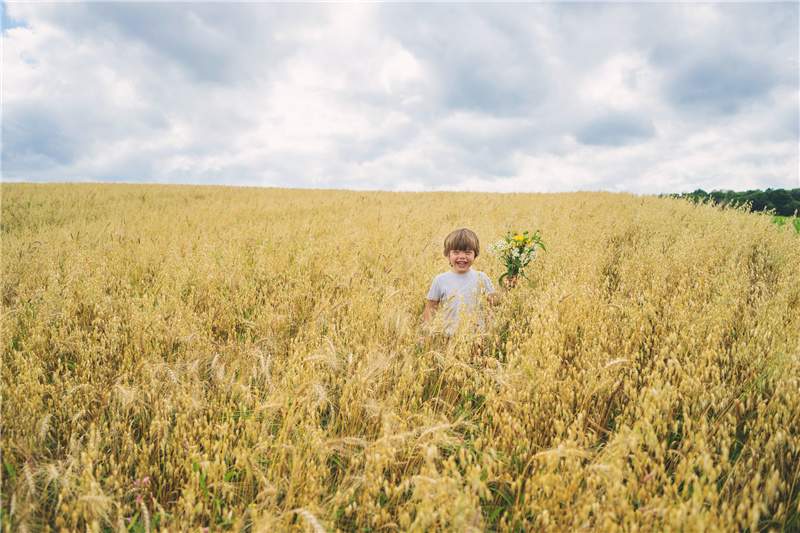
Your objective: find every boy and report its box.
[423,228,502,336]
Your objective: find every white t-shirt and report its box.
[426,270,495,335]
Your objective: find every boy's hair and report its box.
[443,228,480,257]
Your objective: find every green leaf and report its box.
[126,510,140,532]
[200,471,209,499]
[4,461,16,484]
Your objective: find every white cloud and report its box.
[577,52,659,113]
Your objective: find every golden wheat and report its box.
[1,183,798,532]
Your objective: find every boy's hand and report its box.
[489,275,520,306]
[422,299,438,333]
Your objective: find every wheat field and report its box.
[2,183,799,532]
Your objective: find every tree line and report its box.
[667,188,800,217]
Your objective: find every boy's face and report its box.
[448,248,475,274]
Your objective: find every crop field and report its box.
[2,183,799,532]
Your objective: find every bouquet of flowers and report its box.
[486,230,546,286]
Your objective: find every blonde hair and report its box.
[443,228,480,257]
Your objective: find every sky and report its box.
[2,1,798,194]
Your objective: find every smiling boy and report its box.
[423,228,499,336]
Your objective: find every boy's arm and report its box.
[487,292,501,306]
[423,299,439,329]
[487,274,518,306]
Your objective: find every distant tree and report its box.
[763,189,794,216]
[671,188,799,216]
[722,190,736,204]
[765,188,791,207]
[709,190,727,205]
[744,191,775,212]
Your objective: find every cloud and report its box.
[2,2,797,193]
[666,55,777,116]
[3,103,77,167]
[1,2,27,33]
[577,112,656,147]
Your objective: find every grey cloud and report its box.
[436,121,544,179]
[2,105,78,169]
[444,63,545,116]
[93,3,242,84]
[667,56,776,116]
[3,2,797,193]
[777,109,800,141]
[22,3,315,86]
[577,113,656,147]
[642,3,796,119]
[379,4,550,117]
[336,121,421,166]
[459,151,520,179]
